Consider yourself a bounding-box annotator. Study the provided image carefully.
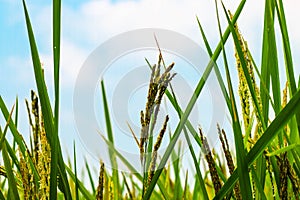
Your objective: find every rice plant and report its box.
[1,0,300,199]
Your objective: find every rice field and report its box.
[1,0,300,199]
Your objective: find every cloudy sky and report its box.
[1,0,300,175]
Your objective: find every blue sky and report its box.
[1,0,300,180]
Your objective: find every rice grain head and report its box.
[218,125,241,199]
[96,161,105,200]
[139,55,175,166]
[199,128,222,194]
[147,115,169,188]
[229,11,263,137]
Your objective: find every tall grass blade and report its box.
[73,142,79,200]
[0,190,4,200]
[12,97,18,151]
[266,0,281,118]
[21,0,54,152]
[196,17,232,115]
[267,144,300,157]
[250,166,267,200]
[4,140,20,172]
[184,128,209,200]
[65,166,94,200]
[53,0,61,130]
[85,158,96,194]
[275,0,300,133]
[0,105,14,152]
[182,171,188,199]
[14,97,18,128]
[173,142,182,199]
[275,0,297,95]
[53,0,62,197]
[257,1,282,194]
[260,0,272,126]
[2,143,20,200]
[121,173,134,200]
[100,80,119,199]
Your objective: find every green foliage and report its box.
[0,0,299,199]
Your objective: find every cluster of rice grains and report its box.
[199,125,242,199]
[276,83,300,200]
[17,91,51,199]
[139,53,176,196]
[230,11,264,199]
[230,12,300,199]
[199,128,222,195]
[96,161,105,200]
[95,54,176,199]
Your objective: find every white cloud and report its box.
[25,0,219,90]
[40,39,88,87]
[10,0,297,91]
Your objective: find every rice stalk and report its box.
[265,152,276,199]
[122,172,134,200]
[147,115,169,188]
[127,122,140,147]
[130,174,136,199]
[24,91,51,199]
[230,10,270,199]
[217,125,241,199]
[139,55,175,165]
[182,170,189,200]
[19,149,36,199]
[199,128,222,195]
[229,11,263,137]
[38,120,51,200]
[230,14,250,133]
[109,179,114,200]
[139,55,175,197]
[278,152,288,200]
[139,62,160,163]
[31,91,40,165]
[96,161,105,200]
[286,160,300,199]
